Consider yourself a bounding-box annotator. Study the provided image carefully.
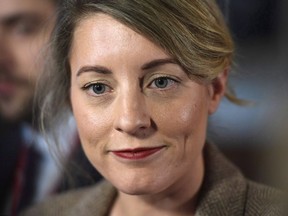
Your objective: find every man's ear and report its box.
[208,69,229,115]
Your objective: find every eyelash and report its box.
[81,82,112,96]
[148,76,179,90]
[81,76,179,97]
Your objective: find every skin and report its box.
[70,14,227,216]
[0,0,56,122]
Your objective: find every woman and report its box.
[23,0,282,215]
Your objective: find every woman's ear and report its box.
[208,69,229,115]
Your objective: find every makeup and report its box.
[111,146,164,160]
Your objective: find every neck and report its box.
[110,155,204,216]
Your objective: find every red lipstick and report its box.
[111,146,164,160]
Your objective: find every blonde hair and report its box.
[38,0,235,136]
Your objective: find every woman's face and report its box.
[70,14,225,196]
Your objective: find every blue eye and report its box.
[92,83,106,94]
[154,77,169,88]
[82,82,112,96]
[149,77,177,89]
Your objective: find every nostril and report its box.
[113,96,153,135]
[139,126,148,130]
[114,116,152,135]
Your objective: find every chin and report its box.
[111,176,167,196]
[118,185,156,196]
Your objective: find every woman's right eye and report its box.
[82,83,112,96]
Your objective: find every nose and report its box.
[0,31,12,69]
[113,89,152,136]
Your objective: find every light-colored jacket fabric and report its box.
[21,144,284,216]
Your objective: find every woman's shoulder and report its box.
[197,143,286,215]
[245,180,285,215]
[20,180,117,216]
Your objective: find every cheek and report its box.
[156,92,209,140]
[72,102,113,173]
[74,107,107,144]
[70,89,111,157]
[15,40,46,81]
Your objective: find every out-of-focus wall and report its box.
[209,0,288,189]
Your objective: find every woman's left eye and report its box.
[149,77,177,89]
[91,83,106,94]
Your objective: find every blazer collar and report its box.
[195,143,247,216]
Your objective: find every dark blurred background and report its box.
[210,0,288,189]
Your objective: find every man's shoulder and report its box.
[21,180,116,216]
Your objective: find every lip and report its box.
[0,82,16,96]
[110,146,165,160]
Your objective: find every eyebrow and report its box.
[141,58,177,70]
[76,58,178,76]
[0,13,42,27]
[76,66,112,76]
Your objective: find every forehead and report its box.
[0,0,55,18]
[72,14,167,60]
[75,14,139,46]
[70,14,171,74]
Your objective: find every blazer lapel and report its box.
[195,144,247,216]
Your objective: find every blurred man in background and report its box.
[0,0,100,215]
[0,0,56,123]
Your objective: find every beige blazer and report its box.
[21,144,284,216]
